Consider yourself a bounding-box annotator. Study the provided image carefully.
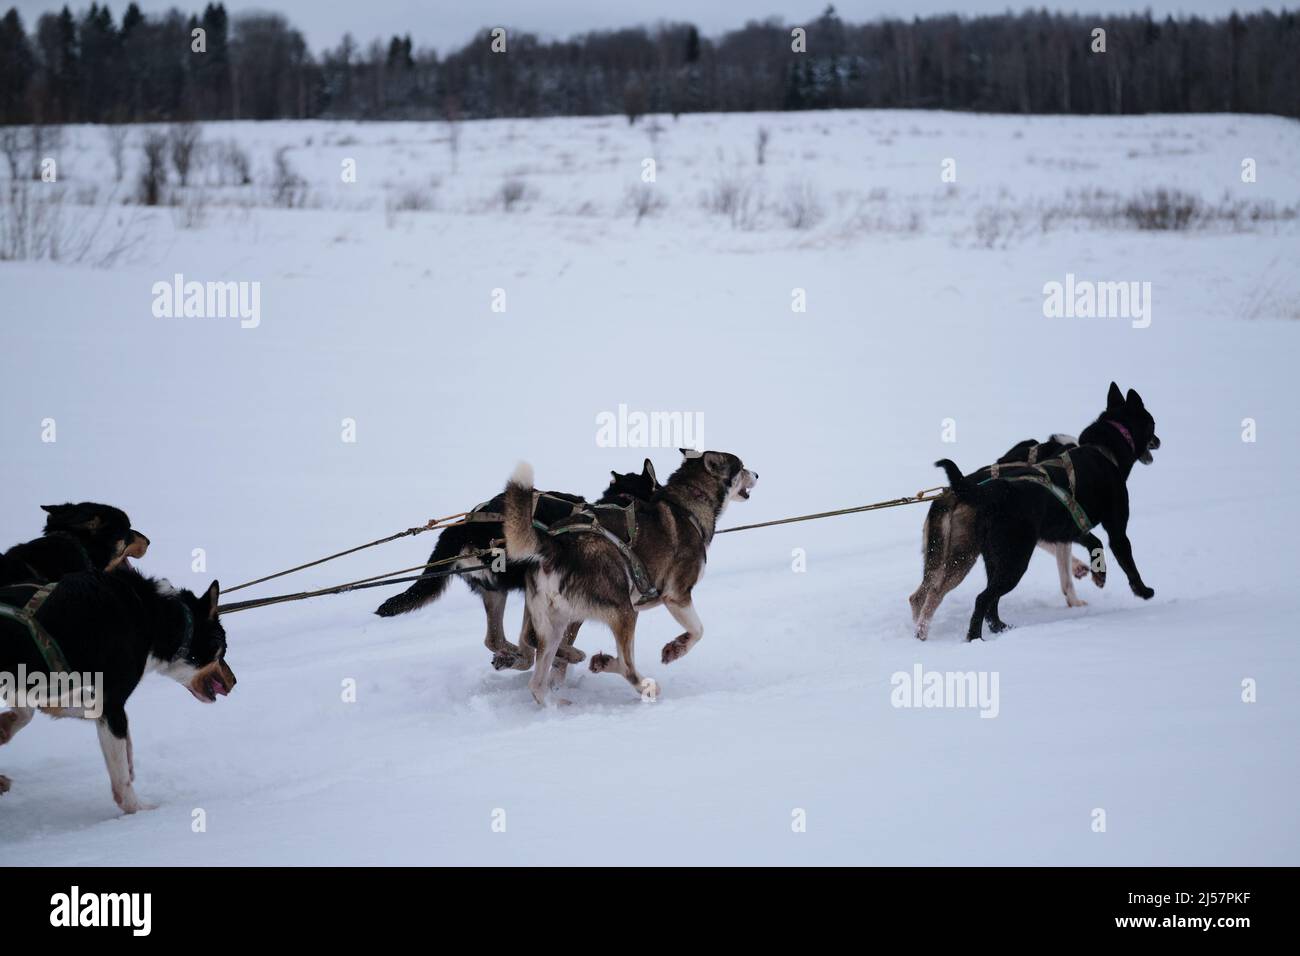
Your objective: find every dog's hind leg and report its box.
[591,610,657,700]
[526,610,570,707]
[0,707,34,746]
[915,547,976,641]
[481,589,514,657]
[909,514,937,624]
[1046,542,1086,607]
[661,597,703,664]
[969,541,1033,641]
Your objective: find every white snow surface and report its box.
[1,110,1298,865]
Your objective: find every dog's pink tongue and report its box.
[212,679,229,698]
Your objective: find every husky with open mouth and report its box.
[0,567,235,812]
[375,461,662,673]
[502,449,756,705]
[0,502,150,587]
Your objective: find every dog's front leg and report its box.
[0,707,35,745]
[661,597,703,664]
[1080,532,1107,588]
[1047,542,1086,607]
[97,712,154,814]
[1102,522,1154,600]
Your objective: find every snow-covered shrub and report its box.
[778,179,824,230]
[625,183,667,224]
[270,147,309,208]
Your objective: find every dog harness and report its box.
[979,450,1095,535]
[0,583,72,674]
[468,494,661,605]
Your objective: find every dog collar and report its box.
[1105,419,1136,453]
[174,600,197,663]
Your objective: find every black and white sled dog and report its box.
[502,450,757,705]
[935,383,1160,642]
[375,461,662,672]
[0,502,149,587]
[910,433,1099,641]
[0,568,235,811]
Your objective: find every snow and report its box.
[1,110,1298,864]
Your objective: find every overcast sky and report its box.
[9,1,1287,54]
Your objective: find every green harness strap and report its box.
[468,494,661,606]
[0,583,72,674]
[983,472,1095,535]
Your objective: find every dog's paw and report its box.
[1072,559,1090,579]
[1066,595,1088,608]
[1091,571,1107,589]
[661,635,691,664]
[555,644,586,664]
[114,790,156,814]
[531,688,572,707]
[1134,585,1155,600]
[491,650,521,671]
[589,652,615,673]
[987,620,1012,634]
[637,678,659,702]
[0,774,11,795]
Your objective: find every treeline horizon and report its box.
[2,3,1298,126]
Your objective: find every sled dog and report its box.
[502,450,756,705]
[935,383,1159,641]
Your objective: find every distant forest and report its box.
[2,3,1298,125]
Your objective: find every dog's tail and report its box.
[502,462,542,561]
[374,525,465,616]
[935,459,979,505]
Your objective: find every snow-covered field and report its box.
[1,110,1298,865]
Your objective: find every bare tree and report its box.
[0,127,25,181]
[104,125,130,183]
[168,123,203,187]
[270,146,308,207]
[623,79,646,125]
[756,127,770,166]
[28,123,64,180]
[138,132,168,206]
[443,96,462,174]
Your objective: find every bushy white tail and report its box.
[503,461,541,560]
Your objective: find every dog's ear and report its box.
[701,451,731,477]
[40,504,64,514]
[679,448,702,460]
[205,581,221,620]
[642,459,658,485]
[1107,382,1124,410]
[1126,388,1144,410]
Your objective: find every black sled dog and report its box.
[0,568,235,812]
[910,433,1097,641]
[0,502,149,587]
[935,383,1160,642]
[375,461,661,672]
